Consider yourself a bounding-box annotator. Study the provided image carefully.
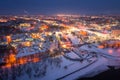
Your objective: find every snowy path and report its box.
[61,57,109,80]
[56,58,97,80]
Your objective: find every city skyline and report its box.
[0,0,120,15]
[0,2,120,79]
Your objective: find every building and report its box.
[0,44,17,64]
[111,26,120,36]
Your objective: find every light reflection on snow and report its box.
[108,49,113,55]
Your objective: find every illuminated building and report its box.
[0,35,12,45]
[19,23,31,27]
[6,35,12,44]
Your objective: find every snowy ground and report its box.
[15,46,120,80]
[16,51,97,80]
[1,32,120,80]
[1,42,120,80]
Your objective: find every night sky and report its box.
[0,0,120,15]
